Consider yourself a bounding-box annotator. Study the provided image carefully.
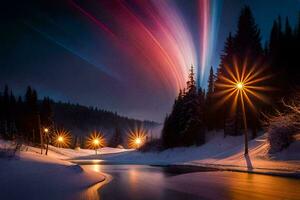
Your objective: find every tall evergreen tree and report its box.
[234,6,263,59]
[41,97,54,128]
[109,127,123,147]
[24,86,40,144]
[162,65,205,148]
[205,67,215,130]
[214,5,264,137]
[214,33,234,130]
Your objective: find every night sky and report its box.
[1,0,299,122]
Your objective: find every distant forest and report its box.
[53,101,157,135]
[0,85,158,145]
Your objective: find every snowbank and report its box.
[0,141,108,200]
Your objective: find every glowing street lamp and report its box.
[236,82,244,90]
[57,136,64,143]
[135,138,142,148]
[43,128,50,155]
[44,128,49,134]
[93,139,100,146]
[86,131,105,155]
[215,59,271,155]
[52,129,72,148]
[128,127,147,149]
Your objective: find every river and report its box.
[78,162,300,200]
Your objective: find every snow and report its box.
[0,141,114,200]
[77,132,300,176]
[46,145,132,160]
[0,131,299,199]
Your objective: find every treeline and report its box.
[0,85,157,146]
[267,15,300,96]
[53,101,157,136]
[0,86,52,144]
[162,6,300,149]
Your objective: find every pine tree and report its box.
[0,85,10,139]
[214,33,234,130]
[215,6,264,137]
[109,127,123,147]
[162,65,205,148]
[234,6,263,59]
[41,97,54,155]
[41,97,54,128]
[24,86,40,143]
[205,66,215,130]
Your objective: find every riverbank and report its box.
[78,133,300,177]
[0,141,106,200]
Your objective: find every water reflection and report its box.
[80,164,300,200]
[80,165,112,200]
[227,172,300,200]
[91,164,102,173]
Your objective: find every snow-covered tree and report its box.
[265,96,300,153]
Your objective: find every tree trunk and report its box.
[37,114,43,155]
[45,137,49,155]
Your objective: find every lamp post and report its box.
[52,129,71,148]
[44,128,50,155]
[86,131,105,155]
[93,139,100,155]
[215,60,271,156]
[235,82,248,155]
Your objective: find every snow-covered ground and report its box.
[0,141,128,200]
[0,131,299,199]
[76,132,300,176]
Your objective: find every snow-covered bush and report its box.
[265,98,300,153]
[266,114,296,153]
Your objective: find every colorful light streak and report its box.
[26,0,220,99]
[198,0,222,86]
[68,0,219,90]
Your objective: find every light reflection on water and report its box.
[79,165,112,200]
[80,164,300,200]
[227,172,300,200]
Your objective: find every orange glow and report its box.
[135,138,142,145]
[215,59,272,113]
[86,131,106,149]
[93,139,100,145]
[128,127,147,149]
[236,82,244,90]
[58,136,64,142]
[52,128,72,148]
[44,128,49,133]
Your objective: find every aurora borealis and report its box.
[1,0,300,121]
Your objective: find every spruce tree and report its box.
[214,33,234,130]
[109,127,123,147]
[205,67,215,130]
[234,6,263,59]
[162,65,206,148]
